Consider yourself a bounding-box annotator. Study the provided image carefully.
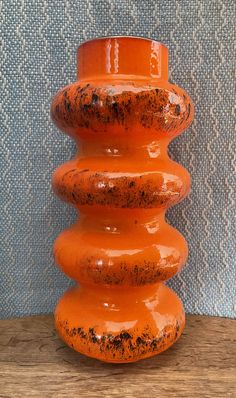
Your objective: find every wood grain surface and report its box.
[0,314,235,398]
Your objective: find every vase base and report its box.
[55,283,185,363]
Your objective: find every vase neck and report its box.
[77,36,168,81]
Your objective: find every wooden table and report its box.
[0,314,235,397]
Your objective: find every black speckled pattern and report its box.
[53,167,189,209]
[51,82,193,135]
[57,318,183,362]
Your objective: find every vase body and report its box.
[51,36,194,363]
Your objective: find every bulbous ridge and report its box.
[51,37,194,363]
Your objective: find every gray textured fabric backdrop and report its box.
[1,0,235,319]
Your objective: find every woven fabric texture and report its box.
[1,0,235,319]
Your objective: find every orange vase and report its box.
[51,36,194,363]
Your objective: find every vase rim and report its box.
[78,35,167,50]
[77,35,168,80]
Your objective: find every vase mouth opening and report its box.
[78,35,168,49]
[77,36,168,81]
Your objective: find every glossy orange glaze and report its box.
[51,36,194,363]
